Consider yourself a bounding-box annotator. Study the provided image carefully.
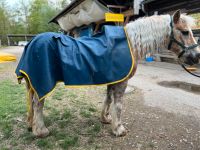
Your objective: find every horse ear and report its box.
[173,10,181,24]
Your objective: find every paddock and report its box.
[0,46,199,149]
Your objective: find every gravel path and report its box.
[129,62,200,119]
[0,46,23,56]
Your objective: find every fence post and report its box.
[7,35,10,46]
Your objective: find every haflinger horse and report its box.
[16,10,200,137]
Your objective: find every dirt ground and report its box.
[0,46,200,150]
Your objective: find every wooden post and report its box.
[25,35,27,41]
[7,35,10,46]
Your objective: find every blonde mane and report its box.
[125,14,196,58]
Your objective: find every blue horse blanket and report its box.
[16,26,134,100]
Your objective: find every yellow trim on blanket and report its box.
[17,76,23,78]
[17,27,135,102]
[18,70,60,101]
[19,70,40,100]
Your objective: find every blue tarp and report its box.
[16,26,134,100]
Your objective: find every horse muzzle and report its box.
[184,51,200,65]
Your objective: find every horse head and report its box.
[168,10,200,66]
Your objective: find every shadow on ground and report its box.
[158,81,200,94]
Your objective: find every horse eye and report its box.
[181,30,189,36]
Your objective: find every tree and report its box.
[0,0,68,36]
[60,0,71,8]
[28,0,59,34]
[0,0,11,35]
[14,0,31,33]
[0,0,12,44]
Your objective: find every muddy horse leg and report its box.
[25,77,49,137]
[25,78,34,131]
[32,93,49,137]
[101,85,113,124]
[111,81,128,136]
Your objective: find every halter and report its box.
[168,16,200,78]
[168,16,199,57]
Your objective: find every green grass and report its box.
[1,122,13,139]
[80,106,97,118]
[0,148,9,150]
[20,131,35,143]
[0,79,103,149]
[52,87,78,101]
[80,109,92,118]
[52,88,65,100]
[36,139,53,149]
[59,135,79,149]
[45,108,73,127]
[61,109,72,120]
[87,119,102,135]
[0,80,26,141]
[0,80,26,120]
[88,107,97,112]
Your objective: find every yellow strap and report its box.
[105,13,124,22]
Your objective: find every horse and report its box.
[16,10,200,137]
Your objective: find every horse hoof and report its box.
[113,125,127,137]
[101,114,112,124]
[33,127,49,138]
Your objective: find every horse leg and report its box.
[24,78,34,131]
[111,81,128,136]
[32,93,49,137]
[101,85,113,124]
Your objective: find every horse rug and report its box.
[16,26,134,100]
